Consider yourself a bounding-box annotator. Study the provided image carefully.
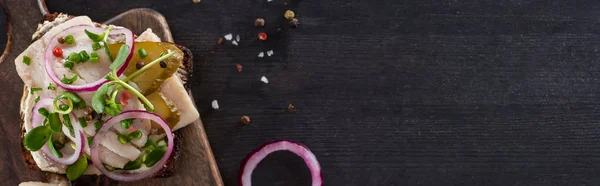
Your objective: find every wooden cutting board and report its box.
[0,0,223,185]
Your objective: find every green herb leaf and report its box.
[61,74,78,84]
[66,156,88,181]
[90,51,99,63]
[30,87,42,95]
[48,113,62,132]
[92,83,109,113]
[92,42,102,50]
[67,52,81,63]
[23,56,31,65]
[48,136,63,158]
[138,48,148,59]
[23,125,52,151]
[109,44,130,70]
[143,145,167,167]
[87,136,93,146]
[34,96,40,103]
[64,35,75,44]
[63,114,74,137]
[78,117,88,128]
[143,139,156,150]
[104,99,123,116]
[58,104,69,111]
[118,135,129,144]
[84,29,104,42]
[38,108,49,117]
[94,120,103,132]
[64,61,74,70]
[121,119,133,129]
[128,130,143,141]
[57,91,83,103]
[47,83,56,90]
[79,50,90,62]
[122,157,143,170]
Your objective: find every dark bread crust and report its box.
[21,12,191,178]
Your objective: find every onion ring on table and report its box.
[238,140,323,186]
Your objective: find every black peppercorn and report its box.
[136,61,145,69]
[160,61,167,68]
[57,36,65,44]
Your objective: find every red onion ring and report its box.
[44,25,134,92]
[31,98,85,165]
[239,140,323,186]
[90,110,174,181]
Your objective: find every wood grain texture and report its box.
[0,1,222,185]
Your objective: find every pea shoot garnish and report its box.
[92,45,176,116]
[53,92,86,115]
[61,74,78,84]
[66,156,88,181]
[23,125,53,151]
[85,25,115,61]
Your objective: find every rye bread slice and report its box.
[20,12,192,178]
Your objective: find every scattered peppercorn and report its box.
[52,47,63,57]
[240,116,251,125]
[258,32,268,41]
[236,64,243,72]
[217,38,223,45]
[136,61,145,69]
[193,0,201,3]
[255,18,265,27]
[57,36,65,44]
[288,104,295,111]
[290,18,300,28]
[85,114,93,122]
[160,61,167,68]
[284,10,295,20]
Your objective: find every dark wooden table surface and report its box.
[4,0,600,185]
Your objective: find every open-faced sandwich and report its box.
[16,13,199,182]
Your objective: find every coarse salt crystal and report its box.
[258,52,264,58]
[211,100,219,109]
[232,40,238,46]
[260,76,269,84]
[266,50,274,56]
[236,35,240,42]
[224,34,233,41]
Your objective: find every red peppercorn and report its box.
[120,91,131,106]
[236,64,243,72]
[258,32,267,41]
[52,47,63,57]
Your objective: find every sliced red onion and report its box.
[90,110,174,181]
[44,25,134,92]
[31,98,85,165]
[239,140,323,186]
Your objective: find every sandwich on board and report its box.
[16,13,199,182]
